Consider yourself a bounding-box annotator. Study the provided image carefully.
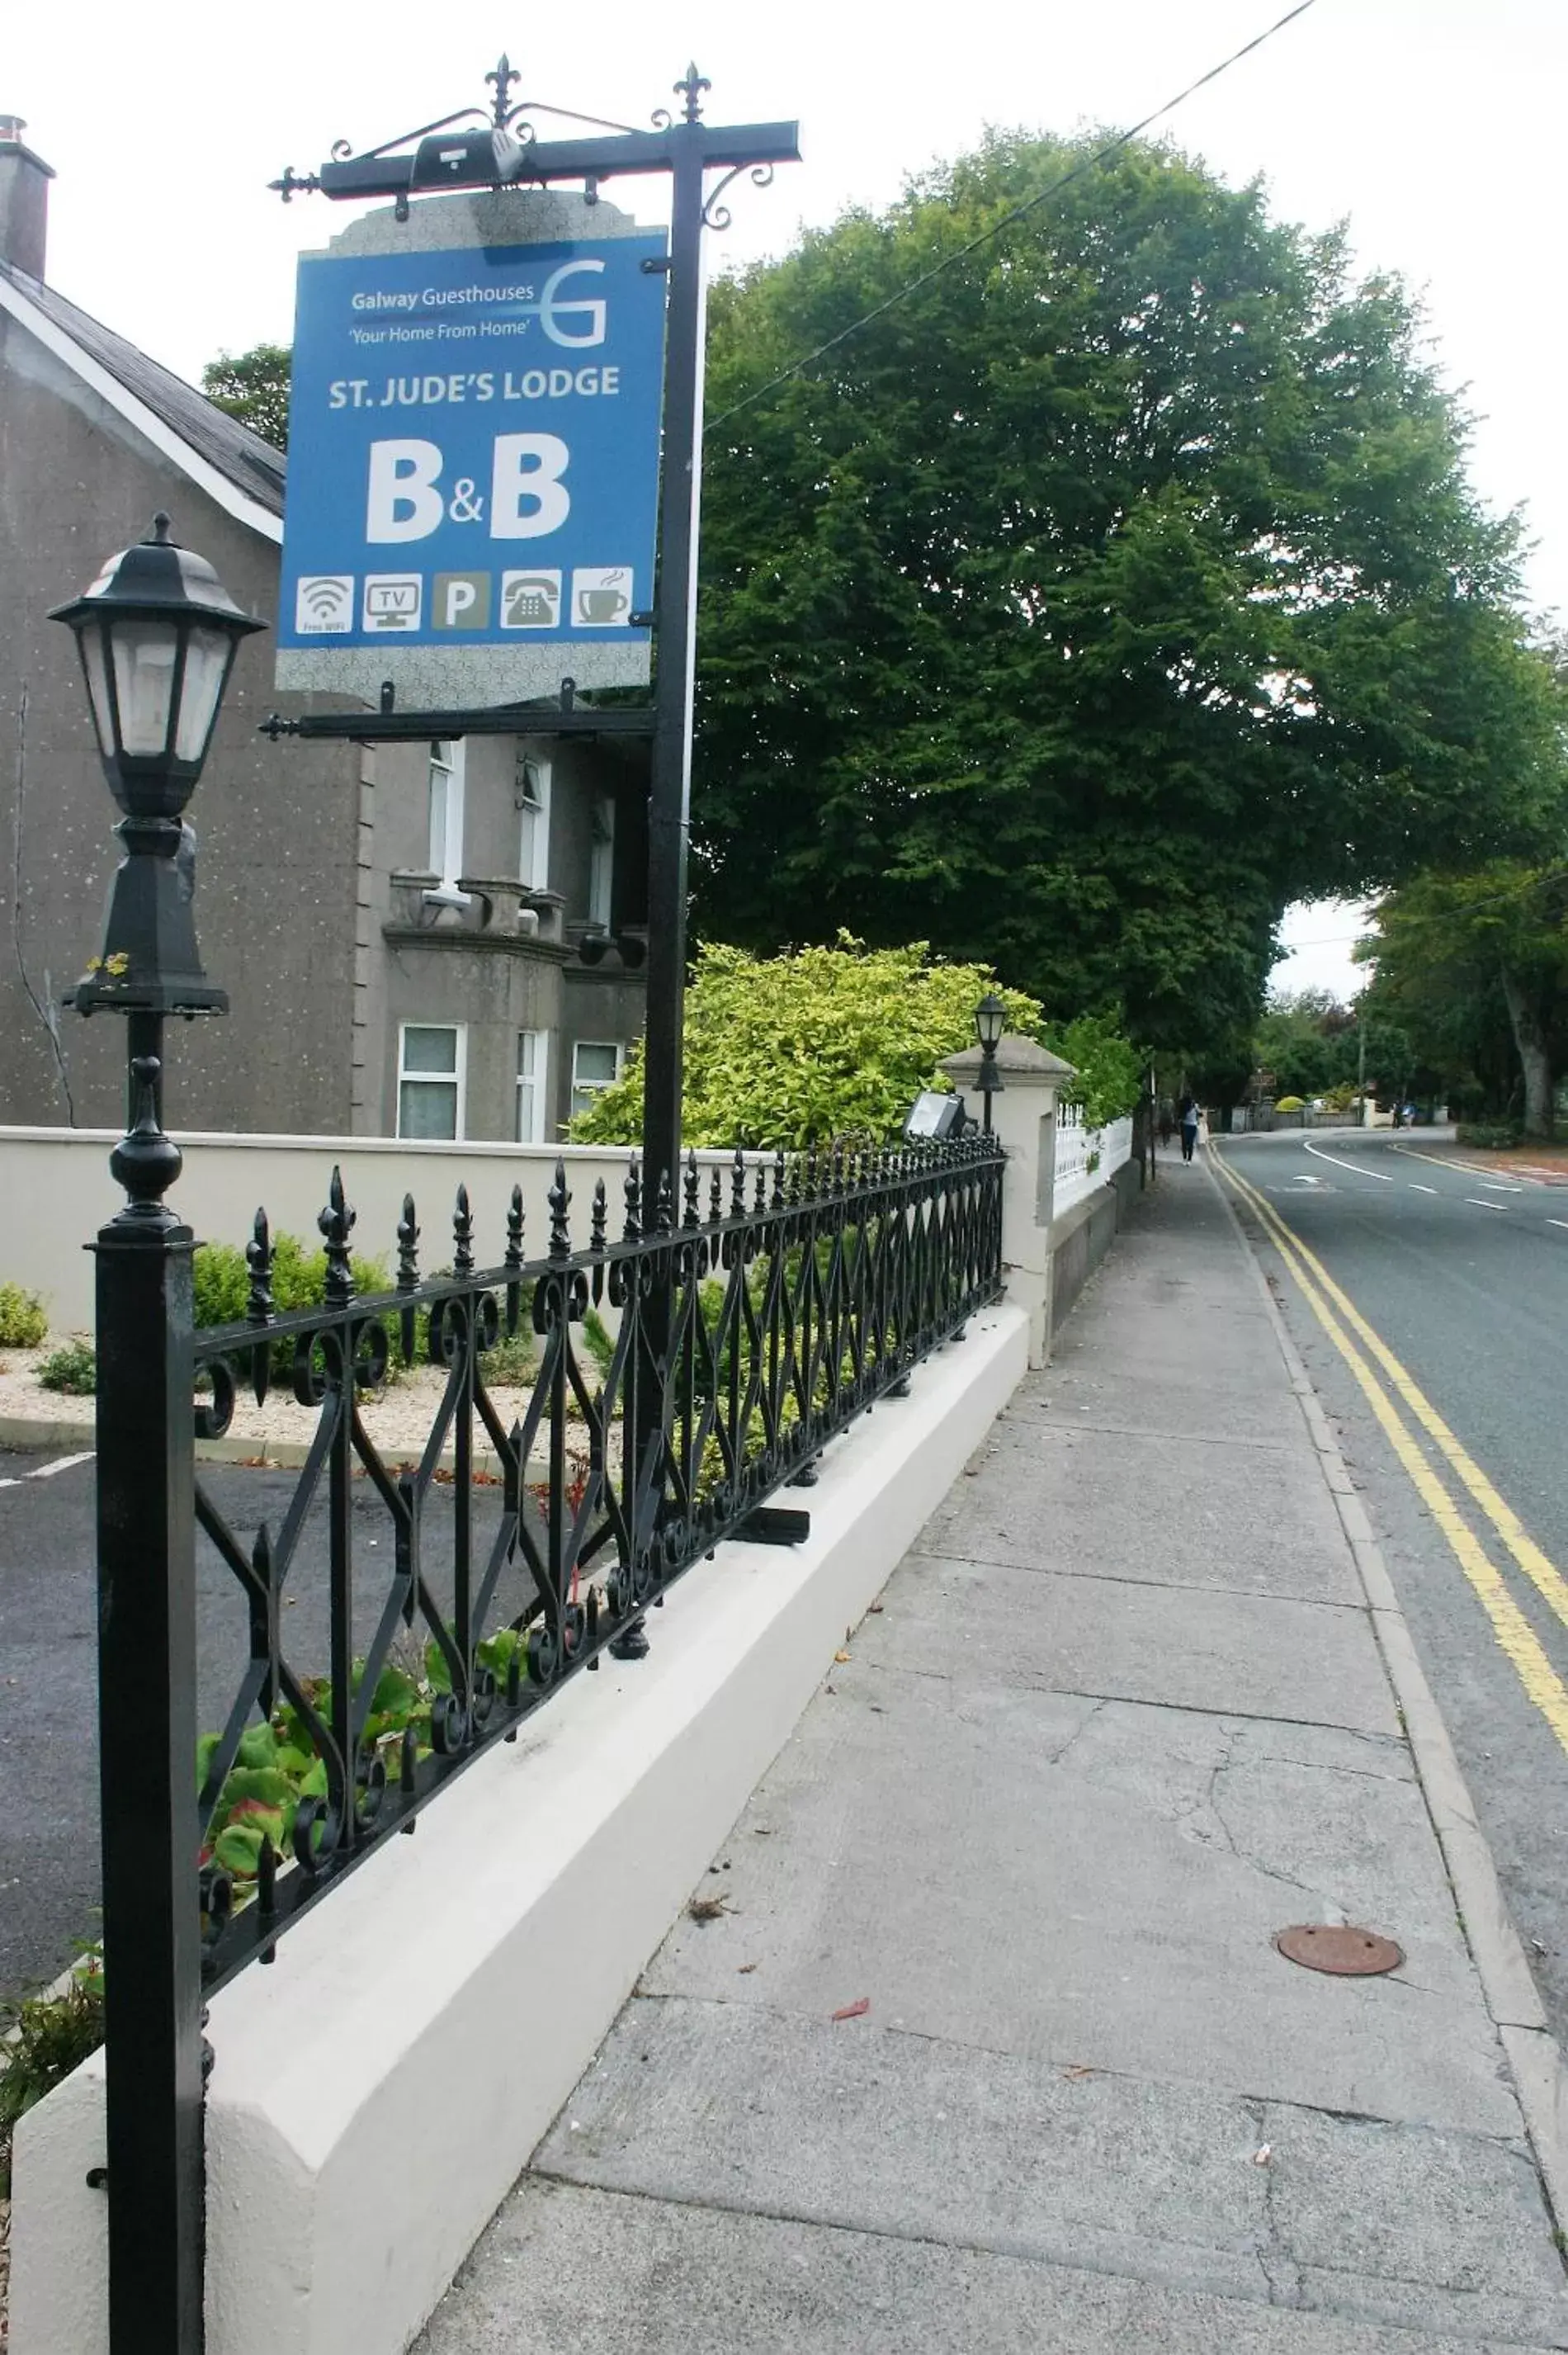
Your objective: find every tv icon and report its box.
[363,575,423,631]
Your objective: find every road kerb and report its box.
[1503,2026,1568,2238]
[1207,1150,1566,2224]
[0,1413,537,1484]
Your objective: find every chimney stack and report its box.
[0,116,53,281]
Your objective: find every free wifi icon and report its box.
[295,575,355,634]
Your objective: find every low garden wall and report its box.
[1051,1154,1144,1334]
[10,1303,1031,2355]
[6,1043,1150,2354]
[0,1129,758,1336]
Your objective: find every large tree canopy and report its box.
[693,134,1565,1053]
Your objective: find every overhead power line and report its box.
[706,0,1324,433]
[1279,866,1568,954]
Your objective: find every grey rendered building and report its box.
[0,116,645,1144]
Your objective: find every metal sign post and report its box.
[269,58,800,1222]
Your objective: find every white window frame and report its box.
[516,1029,550,1144]
[397,1022,466,1141]
[570,1038,625,1123]
[588,792,615,932]
[517,754,551,894]
[426,739,469,904]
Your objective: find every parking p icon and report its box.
[432,573,492,631]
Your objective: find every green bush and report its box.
[193,1232,392,1378]
[0,1282,48,1348]
[194,1232,391,1326]
[39,1338,96,1395]
[1273,1094,1306,1113]
[569,936,1043,1148]
[1456,1121,1523,1149]
[1041,1011,1145,1128]
[483,1322,537,1385]
[569,935,1146,1149]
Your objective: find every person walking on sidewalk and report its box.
[1178,1092,1200,1162]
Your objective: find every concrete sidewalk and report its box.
[416,1162,1568,2353]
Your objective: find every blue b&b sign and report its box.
[275,231,668,698]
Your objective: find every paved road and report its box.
[0,1452,541,1991]
[1211,1126,1568,2046]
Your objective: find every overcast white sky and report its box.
[10,0,1560,1004]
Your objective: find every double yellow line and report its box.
[1211,1147,1568,1755]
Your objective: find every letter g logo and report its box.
[537,261,607,349]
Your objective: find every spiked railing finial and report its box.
[246,1208,274,1324]
[549,1160,572,1258]
[452,1184,475,1279]
[319,1167,356,1303]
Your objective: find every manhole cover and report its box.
[1275,1924,1404,1976]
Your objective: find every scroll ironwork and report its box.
[191,1134,1004,1988]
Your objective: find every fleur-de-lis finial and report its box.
[550,1160,572,1258]
[487,51,519,127]
[397,1193,420,1291]
[247,1208,275,1324]
[319,1166,357,1304]
[452,1183,475,1279]
[676,62,711,123]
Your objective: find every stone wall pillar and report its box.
[941,1034,1074,1368]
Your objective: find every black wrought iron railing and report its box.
[190,1134,1004,1986]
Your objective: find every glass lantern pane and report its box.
[173,627,233,763]
[110,620,181,755]
[78,627,116,757]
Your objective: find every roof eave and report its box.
[0,271,283,545]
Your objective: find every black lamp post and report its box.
[50,513,263,2355]
[975,992,1007,1134]
[52,512,263,1050]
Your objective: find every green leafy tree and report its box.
[694,135,1566,1065]
[569,935,1044,1148]
[1254,989,1358,1101]
[1046,1011,1146,1129]
[1358,865,1568,1136]
[201,343,292,450]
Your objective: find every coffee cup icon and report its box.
[579,584,628,622]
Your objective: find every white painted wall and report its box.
[1052,1109,1134,1217]
[0,1131,767,1332]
